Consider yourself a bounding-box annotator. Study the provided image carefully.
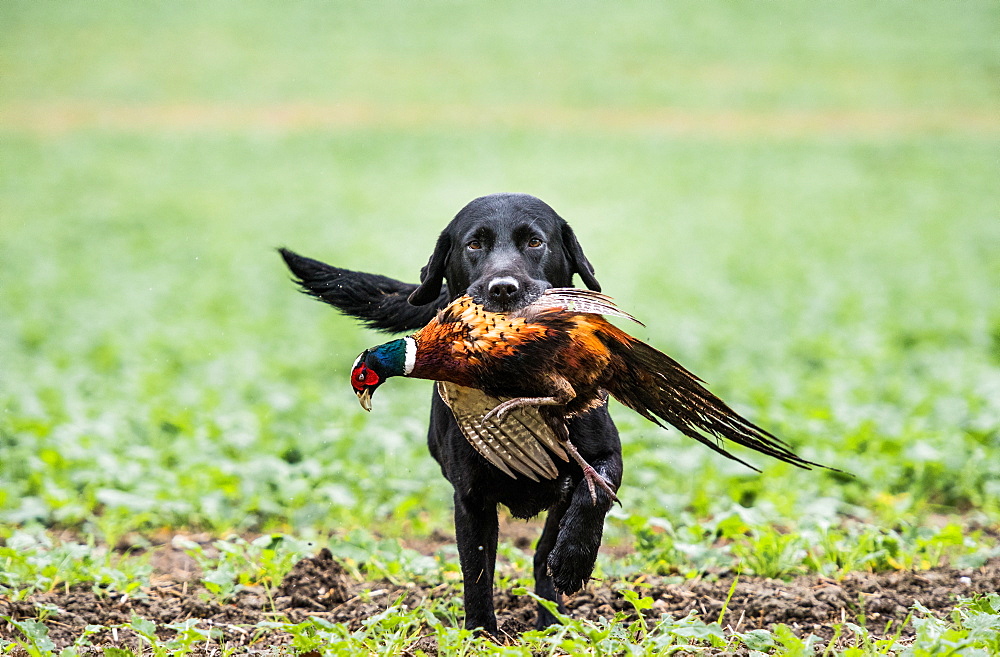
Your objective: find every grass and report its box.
[1,0,999,654]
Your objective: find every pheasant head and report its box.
[350,337,416,411]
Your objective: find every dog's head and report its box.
[408,193,601,312]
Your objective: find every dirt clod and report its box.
[273,547,350,608]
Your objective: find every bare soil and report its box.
[2,540,998,654]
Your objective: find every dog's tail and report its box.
[278,248,446,334]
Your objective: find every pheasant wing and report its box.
[437,381,569,481]
[526,287,644,326]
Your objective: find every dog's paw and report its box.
[547,538,598,594]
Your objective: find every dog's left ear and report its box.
[408,231,452,305]
[561,223,601,292]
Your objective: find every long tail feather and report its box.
[602,331,831,471]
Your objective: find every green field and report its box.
[2,2,999,654]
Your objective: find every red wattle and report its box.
[351,364,380,391]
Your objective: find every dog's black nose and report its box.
[488,277,519,301]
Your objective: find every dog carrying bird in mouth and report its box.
[350,287,826,505]
[280,192,833,635]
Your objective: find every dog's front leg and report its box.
[454,490,500,635]
[546,406,623,595]
[532,495,571,628]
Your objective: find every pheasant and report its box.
[351,288,828,503]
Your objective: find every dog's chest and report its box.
[479,469,573,520]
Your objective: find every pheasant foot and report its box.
[482,395,562,425]
[562,440,620,506]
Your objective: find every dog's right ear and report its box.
[407,232,451,305]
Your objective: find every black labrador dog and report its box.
[280,193,623,634]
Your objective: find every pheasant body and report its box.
[405,295,621,417]
[352,288,828,501]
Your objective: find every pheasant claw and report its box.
[581,464,621,506]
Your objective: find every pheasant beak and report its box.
[356,388,373,412]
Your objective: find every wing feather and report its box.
[437,381,566,480]
[525,287,644,326]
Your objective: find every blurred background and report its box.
[1,2,998,570]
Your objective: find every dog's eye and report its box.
[527,238,544,248]
[467,240,482,250]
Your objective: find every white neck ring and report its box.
[403,337,417,376]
